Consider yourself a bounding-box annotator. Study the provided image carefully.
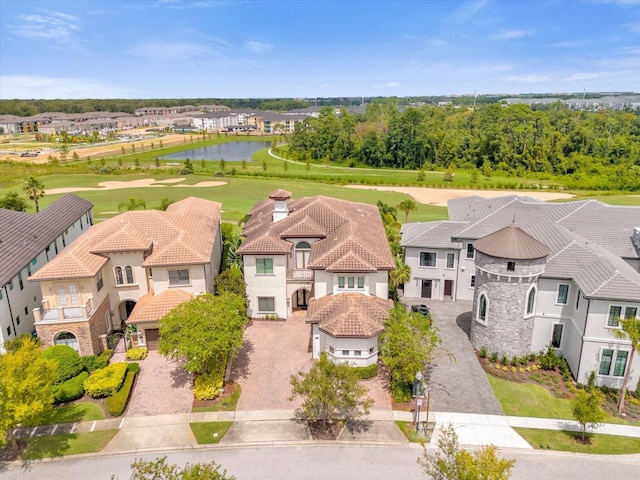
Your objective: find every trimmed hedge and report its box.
[194,370,224,401]
[352,363,378,379]
[82,350,112,373]
[52,371,89,403]
[125,347,147,361]
[41,345,84,384]
[105,370,137,416]
[84,363,128,398]
[126,362,140,374]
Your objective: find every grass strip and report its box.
[192,384,241,413]
[22,430,119,459]
[513,427,640,454]
[190,422,233,444]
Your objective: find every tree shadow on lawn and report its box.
[229,339,254,381]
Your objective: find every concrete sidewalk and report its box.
[16,409,640,453]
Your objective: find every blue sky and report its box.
[0,0,639,99]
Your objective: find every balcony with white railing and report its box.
[34,297,95,323]
[286,269,314,282]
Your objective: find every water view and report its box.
[160,141,271,162]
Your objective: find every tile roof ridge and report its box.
[545,239,579,263]
[554,200,593,223]
[588,269,640,297]
[455,198,520,236]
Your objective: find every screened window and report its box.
[256,258,274,275]
[608,306,622,327]
[526,287,536,315]
[338,276,345,288]
[169,269,190,286]
[115,266,135,285]
[507,261,515,272]
[599,349,629,377]
[419,252,437,267]
[613,351,629,377]
[96,270,103,291]
[357,276,365,289]
[466,243,475,259]
[54,331,79,352]
[446,253,455,269]
[258,297,275,313]
[18,272,23,290]
[477,294,487,323]
[599,349,613,375]
[625,307,637,320]
[556,284,569,304]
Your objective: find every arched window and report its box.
[295,241,311,269]
[526,286,536,316]
[114,266,135,285]
[477,293,488,324]
[54,331,79,352]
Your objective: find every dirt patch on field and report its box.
[46,178,227,195]
[345,185,574,206]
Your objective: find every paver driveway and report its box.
[403,298,503,415]
[111,347,194,417]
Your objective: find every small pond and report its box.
[160,141,271,161]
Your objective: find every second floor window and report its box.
[556,284,569,305]
[338,276,365,289]
[96,271,103,291]
[115,266,135,285]
[169,269,190,286]
[419,252,437,267]
[256,258,274,275]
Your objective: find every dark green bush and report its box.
[42,345,84,384]
[351,363,378,379]
[52,371,89,403]
[105,371,136,416]
[479,346,487,358]
[539,344,561,370]
[82,350,111,372]
[84,363,128,398]
[391,378,412,403]
[127,362,140,374]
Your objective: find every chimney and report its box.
[269,189,292,222]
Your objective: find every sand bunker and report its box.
[345,185,574,206]
[46,178,227,195]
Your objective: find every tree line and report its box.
[288,103,640,191]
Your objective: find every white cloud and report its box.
[505,74,551,83]
[0,75,134,99]
[565,72,599,82]
[430,39,448,47]
[244,41,273,53]
[10,12,81,44]
[387,82,401,87]
[491,30,531,40]
[130,40,218,60]
[448,0,489,23]
[548,40,590,48]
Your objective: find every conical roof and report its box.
[474,224,549,260]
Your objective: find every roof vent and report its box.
[632,227,640,252]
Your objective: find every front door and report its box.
[444,280,453,298]
[145,329,159,350]
[421,279,432,298]
[295,289,310,309]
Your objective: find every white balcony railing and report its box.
[286,269,313,281]
[35,297,95,323]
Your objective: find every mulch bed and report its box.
[192,381,238,410]
[308,420,343,440]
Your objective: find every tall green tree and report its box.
[389,255,411,301]
[397,198,417,223]
[0,337,56,450]
[380,304,443,402]
[610,317,640,415]
[128,456,235,480]
[289,353,373,433]
[23,176,45,213]
[0,191,30,212]
[419,423,515,480]
[571,389,606,442]
[159,292,246,375]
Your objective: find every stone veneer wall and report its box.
[470,252,546,358]
[36,296,110,356]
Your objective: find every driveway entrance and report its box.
[403,298,503,415]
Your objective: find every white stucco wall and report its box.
[244,254,287,318]
[153,265,208,296]
[404,245,470,300]
[322,334,379,367]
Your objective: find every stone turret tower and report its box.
[470,224,550,357]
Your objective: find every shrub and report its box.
[511,356,518,367]
[126,347,148,361]
[391,378,412,403]
[539,344,561,370]
[83,350,111,372]
[52,372,89,403]
[127,362,140,374]
[42,345,84,384]
[194,370,224,401]
[84,363,128,398]
[479,346,487,358]
[489,352,499,362]
[105,371,136,416]
[352,363,378,379]
[501,354,508,366]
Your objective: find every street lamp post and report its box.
[413,371,425,432]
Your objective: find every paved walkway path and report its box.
[403,298,503,415]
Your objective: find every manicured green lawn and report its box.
[21,429,118,459]
[514,428,640,454]
[190,422,233,444]
[24,402,105,427]
[192,384,241,413]
[395,421,430,444]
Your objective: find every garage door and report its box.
[145,329,159,350]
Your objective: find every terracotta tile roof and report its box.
[30,197,221,281]
[474,224,550,259]
[325,252,378,272]
[268,189,292,200]
[238,195,394,271]
[126,289,194,324]
[306,293,392,337]
[0,194,92,286]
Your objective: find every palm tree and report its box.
[397,199,417,223]
[389,255,411,301]
[23,176,45,213]
[0,191,30,212]
[611,317,640,415]
[118,197,146,212]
